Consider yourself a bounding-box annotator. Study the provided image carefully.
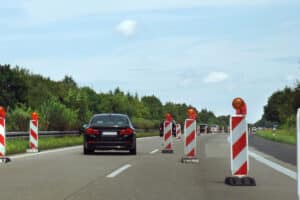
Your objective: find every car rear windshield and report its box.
[90,115,130,127]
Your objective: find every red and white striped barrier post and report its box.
[176,123,182,139]
[0,106,10,163]
[225,97,255,186]
[27,112,39,153]
[162,113,174,153]
[297,108,300,200]
[182,108,199,163]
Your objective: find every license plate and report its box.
[102,132,117,136]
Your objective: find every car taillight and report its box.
[120,128,134,135]
[86,128,99,135]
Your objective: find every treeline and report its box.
[0,65,229,131]
[256,82,300,128]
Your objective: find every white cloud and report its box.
[203,72,229,83]
[116,20,137,37]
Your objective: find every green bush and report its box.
[131,117,160,129]
[6,105,32,131]
[38,98,78,130]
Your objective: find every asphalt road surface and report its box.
[249,134,296,166]
[0,134,296,200]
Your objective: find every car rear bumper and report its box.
[84,135,136,150]
[86,141,135,150]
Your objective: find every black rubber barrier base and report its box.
[225,176,256,186]
[162,149,174,154]
[181,156,199,163]
[0,157,11,164]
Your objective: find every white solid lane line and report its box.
[150,149,159,154]
[10,146,82,160]
[249,151,296,180]
[106,164,132,178]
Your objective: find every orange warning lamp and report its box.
[31,112,39,121]
[0,106,6,118]
[187,108,197,120]
[232,97,247,115]
[165,113,173,122]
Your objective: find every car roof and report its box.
[92,113,129,117]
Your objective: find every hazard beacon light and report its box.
[232,97,247,115]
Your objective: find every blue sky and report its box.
[1,0,300,122]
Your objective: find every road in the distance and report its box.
[0,134,296,200]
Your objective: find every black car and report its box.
[83,113,136,155]
[159,120,176,137]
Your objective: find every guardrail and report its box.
[7,131,80,138]
[6,129,158,139]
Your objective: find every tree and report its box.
[141,95,163,120]
[0,65,28,107]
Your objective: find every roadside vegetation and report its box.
[0,65,229,132]
[6,136,83,155]
[136,131,158,138]
[255,82,300,144]
[256,128,296,145]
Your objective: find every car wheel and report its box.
[84,147,94,155]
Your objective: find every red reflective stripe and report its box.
[231,116,244,130]
[164,131,171,141]
[186,130,195,146]
[234,161,248,175]
[30,142,37,149]
[32,120,38,127]
[166,143,172,149]
[187,149,195,157]
[0,152,3,157]
[185,119,194,129]
[0,118,4,127]
[0,134,4,145]
[232,133,246,159]
[31,130,38,141]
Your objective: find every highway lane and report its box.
[249,134,296,166]
[0,135,296,200]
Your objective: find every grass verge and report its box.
[136,131,158,138]
[6,132,159,155]
[6,136,83,155]
[256,128,296,145]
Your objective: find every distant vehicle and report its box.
[251,127,257,133]
[159,120,176,137]
[209,125,219,133]
[83,113,136,155]
[199,124,208,134]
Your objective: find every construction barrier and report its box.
[231,115,248,176]
[0,107,10,163]
[27,112,39,153]
[182,118,198,163]
[297,108,300,200]
[176,123,182,139]
[162,115,174,153]
[225,98,255,186]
